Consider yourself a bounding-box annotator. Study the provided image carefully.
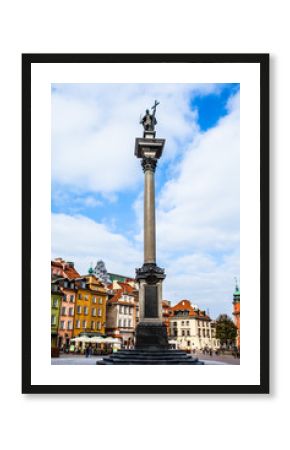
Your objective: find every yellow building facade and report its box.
[73,275,107,337]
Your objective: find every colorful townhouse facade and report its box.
[51,280,62,351]
[73,275,108,338]
[56,278,77,350]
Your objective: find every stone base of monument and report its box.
[96,349,204,365]
[96,323,204,365]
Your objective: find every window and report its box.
[92,308,97,316]
[128,319,131,327]
[98,308,102,317]
[118,319,122,327]
[52,298,58,307]
[84,295,89,301]
[61,307,66,315]
[187,330,190,336]
[99,297,103,304]
[82,320,87,329]
[181,321,184,326]
[91,321,95,329]
[77,306,82,314]
[81,282,86,289]
[51,315,56,325]
[124,319,127,327]
[186,321,190,326]
[70,295,74,302]
[60,321,65,329]
[76,320,80,329]
[69,307,74,316]
[84,307,89,315]
[92,296,97,304]
[78,293,82,300]
[67,321,73,330]
[70,283,74,289]
[97,321,101,330]
[64,281,68,288]
[182,330,185,336]
[120,306,124,314]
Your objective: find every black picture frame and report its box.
[22,53,269,394]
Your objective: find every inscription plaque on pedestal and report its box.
[144,285,158,318]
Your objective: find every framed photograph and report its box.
[22,53,269,394]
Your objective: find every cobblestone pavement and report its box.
[51,355,103,365]
[197,352,240,365]
[51,353,239,365]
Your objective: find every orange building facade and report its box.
[73,275,107,338]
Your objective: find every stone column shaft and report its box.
[144,168,156,264]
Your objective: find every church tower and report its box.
[232,279,240,349]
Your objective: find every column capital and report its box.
[141,157,157,173]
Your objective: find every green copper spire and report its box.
[233,277,240,298]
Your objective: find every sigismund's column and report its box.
[135,101,167,349]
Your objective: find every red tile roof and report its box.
[107,281,137,304]
[170,299,210,319]
[51,259,80,279]
[64,267,80,279]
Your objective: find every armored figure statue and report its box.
[140,100,160,131]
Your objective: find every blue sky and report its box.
[51,83,240,318]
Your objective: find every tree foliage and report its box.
[215,314,237,346]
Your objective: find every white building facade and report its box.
[106,280,138,348]
[169,300,220,351]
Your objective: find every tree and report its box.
[215,314,237,347]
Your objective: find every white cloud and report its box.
[156,92,240,255]
[164,250,240,318]
[52,213,141,276]
[51,83,220,194]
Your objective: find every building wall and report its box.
[233,301,240,348]
[58,287,76,348]
[169,317,219,350]
[73,286,106,337]
[106,290,137,347]
[51,291,62,348]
